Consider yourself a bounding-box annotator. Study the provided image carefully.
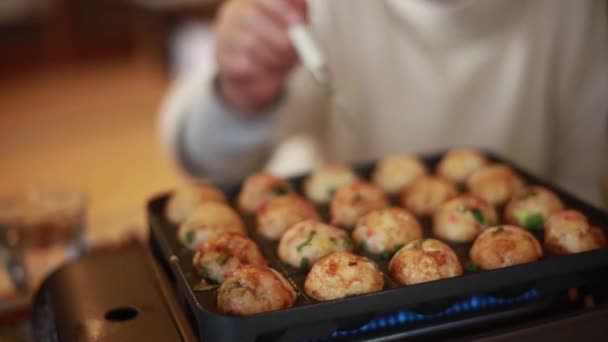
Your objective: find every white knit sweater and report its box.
[159,0,608,207]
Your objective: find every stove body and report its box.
[32,244,608,341]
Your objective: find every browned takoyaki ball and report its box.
[237,172,293,213]
[217,265,296,315]
[353,207,423,257]
[401,176,458,216]
[166,182,227,224]
[177,202,246,250]
[504,186,564,231]
[388,239,462,285]
[436,148,488,185]
[193,233,266,284]
[467,164,524,206]
[330,181,390,228]
[304,252,384,301]
[372,155,428,194]
[278,220,353,269]
[544,210,606,255]
[433,195,498,243]
[256,194,320,240]
[470,225,543,270]
[304,164,358,204]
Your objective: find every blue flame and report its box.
[313,289,540,341]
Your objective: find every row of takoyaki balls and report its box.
[163,148,606,316]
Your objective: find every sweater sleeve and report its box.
[158,61,284,182]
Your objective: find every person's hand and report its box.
[215,0,307,113]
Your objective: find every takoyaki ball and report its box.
[166,182,226,224]
[504,186,564,231]
[304,164,358,204]
[372,155,428,194]
[353,207,423,257]
[304,252,384,301]
[433,195,498,243]
[278,220,353,269]
[217,265,296,315]
[237,172,293,213]
[544,210,606,255]
[330,181,390,228]
[256,194,320,240]
[388,239,463,285]
[436,148,488,185]
[193,233,266,284]
[177,202,246,250]
[401,176,458,216]
[470,225,543,270]
[466,164,524,206]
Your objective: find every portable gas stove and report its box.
[32,150,608,341]
[31,244,608,341]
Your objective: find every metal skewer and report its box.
[288,23,361,134]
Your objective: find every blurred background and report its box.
[0,0,220,299]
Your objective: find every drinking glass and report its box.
[0,185,87,298]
